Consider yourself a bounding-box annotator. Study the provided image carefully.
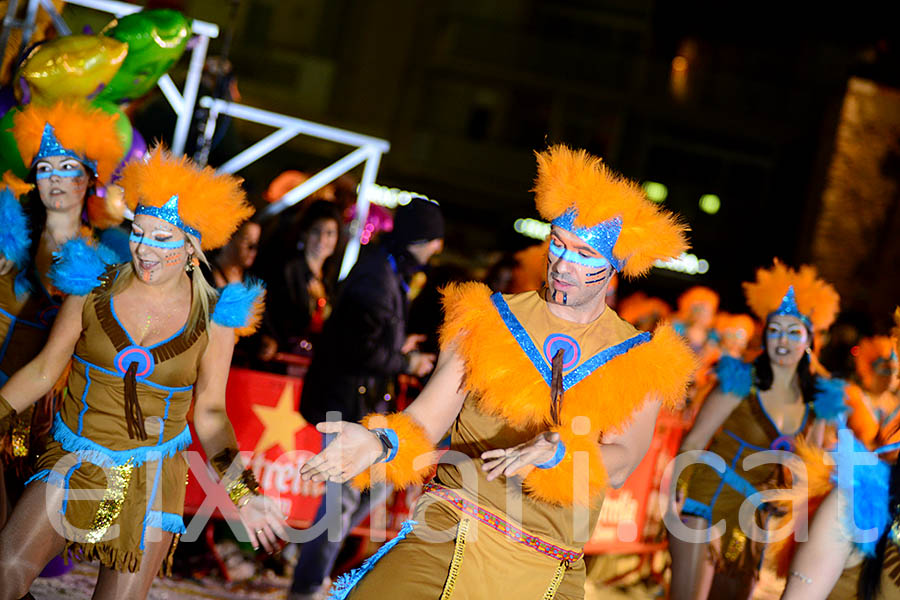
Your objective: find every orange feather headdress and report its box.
[714,313,755,339]
[533,144,689,277]
[855,336,898,389]
[119,147,253,250]
[677,286,720,318]
[12,100,123,185]
[618,292,672,329]
[742,260,839,331]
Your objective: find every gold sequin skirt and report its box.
[29,436,188,574]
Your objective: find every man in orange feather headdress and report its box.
[298,145,696,599]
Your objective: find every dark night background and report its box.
[70,0,900,330]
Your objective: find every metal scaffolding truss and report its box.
[3,0,219,156]
[4,0,393,278]
[200,96,391,280]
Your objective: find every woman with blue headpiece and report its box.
[781,310,900,599]
[0,147,286,599]
[0,100,126,530]
[670,260,845,600]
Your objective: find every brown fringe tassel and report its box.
[123,362,147,440]
[63,540,143,573]
[550,349,564,425]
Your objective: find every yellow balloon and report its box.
[15,35,128,104]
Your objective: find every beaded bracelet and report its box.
[210,448,262,508]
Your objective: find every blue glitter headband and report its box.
[768,286,812,329]
[550,209,624,271]
[32,123,98,177]
[134,195,202,241]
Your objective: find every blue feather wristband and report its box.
[536,440,566,469]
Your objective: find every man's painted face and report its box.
[546,225,614,307]
[129,214,191,284]
[35,155,91,213]
[765,314,810,368]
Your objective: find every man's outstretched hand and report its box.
[299,421,383,483]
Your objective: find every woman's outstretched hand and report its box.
[239,494,288,553]
[299,421,383,484]
[480,431,561,481]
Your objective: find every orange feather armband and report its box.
[351,412,437,490]
[523,424,608,506]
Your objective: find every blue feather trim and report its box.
[212,279,265,329]
[49,236,118,296]
[715,356,753,397]
[327,520,416,599]
[51,413,192,468]
[813,377,848,422]
[0,186,30,270]
[146,510,187,535]
[833,433,892,556]
[0,186,33,298]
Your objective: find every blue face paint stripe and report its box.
[585,276,609,285]
[548,243,610,268]
[585,269,608,277]
[36,169,85,179]
[129,232,185,249]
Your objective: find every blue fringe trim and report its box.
[0,186,32,297]
[51,413,192,468]
[715,356,753,397]
[833,434,892,556]
[326,520,416,599]
[146,510,187,535]
[212,279,265,329]
[24,468,67,488]
[49,236,117,296]
[813,377,848,422]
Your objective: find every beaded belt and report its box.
[423,482,583,563]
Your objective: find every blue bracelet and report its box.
[372,428,399,463]
[535,440,566,469]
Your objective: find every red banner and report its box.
[184,367,325,526]
[585,410,686,552]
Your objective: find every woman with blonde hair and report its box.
[0,148,286,599]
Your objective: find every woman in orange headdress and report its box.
[670,261,843,600]
[0,148,286,599]
[0,100,126,529]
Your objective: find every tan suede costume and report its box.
[27,268,206,572]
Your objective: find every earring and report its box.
[805,347,812,356]
[186,255,198,273]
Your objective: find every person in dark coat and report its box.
[289,196,444,600]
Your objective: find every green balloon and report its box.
[0,108,27,179]
[91,99,132,161]
[96,9,191,104]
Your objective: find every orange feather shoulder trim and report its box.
[439,282,697,433]
[351,412,437,490]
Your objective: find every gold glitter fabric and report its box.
[10,413,30,457]
[225,468,260,507]
[26,274,207,574]
[84,459,134,544]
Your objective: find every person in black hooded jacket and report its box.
[289,195,444,600]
